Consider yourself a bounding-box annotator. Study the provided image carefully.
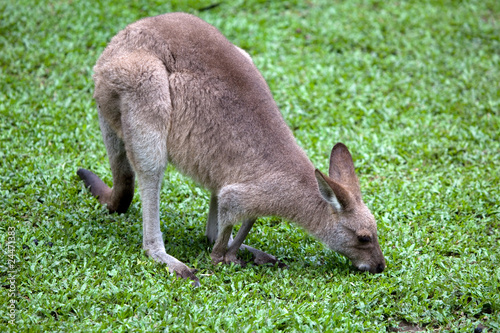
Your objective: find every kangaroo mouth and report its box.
[357,263,385,274]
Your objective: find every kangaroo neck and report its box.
[261,159,334,238]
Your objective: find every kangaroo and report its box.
[77,12,385,286]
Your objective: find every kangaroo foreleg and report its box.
[209,184,281,267]
[219,219,256,266]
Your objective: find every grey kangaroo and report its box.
[77,12,385,286]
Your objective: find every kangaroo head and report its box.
[314,143,386,274]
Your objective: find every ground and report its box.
[0,0,499,331]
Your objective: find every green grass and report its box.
[1,0,499,331]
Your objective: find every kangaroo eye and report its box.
[358,235,371,243]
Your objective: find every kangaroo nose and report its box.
[375,263,385,273]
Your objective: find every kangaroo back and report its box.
[94,13,308,192]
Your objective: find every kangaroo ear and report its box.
[328,143,360,195]
[315,169,354,212]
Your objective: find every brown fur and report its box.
[77,13,385,286]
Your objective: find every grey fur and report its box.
[77,13,386,286]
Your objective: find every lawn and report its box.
[1,0,499,332]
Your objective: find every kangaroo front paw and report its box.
[210,252,246,267]
[239,244,286,267]
[146,248,200,286]
[253,251,278,265]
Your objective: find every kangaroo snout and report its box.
[350,239,386,274]
[357,260,386,274]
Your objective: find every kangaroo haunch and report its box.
[77,12,386,286]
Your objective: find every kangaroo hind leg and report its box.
[101,52,199,286]
[77,110,135,214]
